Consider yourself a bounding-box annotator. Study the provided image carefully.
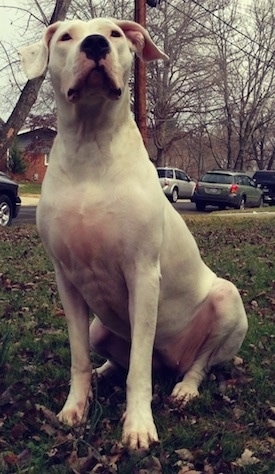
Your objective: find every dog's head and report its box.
[19,18,168,103]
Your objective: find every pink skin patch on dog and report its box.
[154,298,217,375]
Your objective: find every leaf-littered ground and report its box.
[0,217,275,474]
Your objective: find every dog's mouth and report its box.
[67,65,122,103]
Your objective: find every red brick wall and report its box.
[11,153,47,183]
[22,153,47,182]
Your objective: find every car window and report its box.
[157,169,165,178]
[201,173,233,184]
[235,176,244,185]
[247,177,256,186]
[238,175,251,186]
[165,169,173,178]
[157,169,164,178]
[254,171,275,181]
[175,170,188,181]
[157,169,173,179]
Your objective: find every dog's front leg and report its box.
[123,263,161,449]
[54,266,91,426]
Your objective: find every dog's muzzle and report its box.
[80,34,111,61]
[66,34,123,103]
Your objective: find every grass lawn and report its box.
[19,182,42,195]
[212,205,275,214]
[0,217,275,473]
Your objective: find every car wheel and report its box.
[258,196,264,207]
[0,195,13,226]
[196,203,206,211]
[236,196,246,210]
[171,188,178,203]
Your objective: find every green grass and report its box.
[0,218,275,473]
[19,182,42,195]
[212,204,275,214]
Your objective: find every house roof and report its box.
[18,126,57,135]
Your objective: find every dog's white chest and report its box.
[41,194,120,255]
[37,188,132,322]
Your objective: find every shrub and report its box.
[8,140,26,174]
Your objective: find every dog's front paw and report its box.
[171,381,199,405]
[122,411,159,450]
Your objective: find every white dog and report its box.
[20,18,248,450]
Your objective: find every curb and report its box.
[20,195,40,206]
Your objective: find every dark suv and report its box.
[252,170,275,205]
[0,172,21,226]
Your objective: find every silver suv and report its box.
[157,167,196,202]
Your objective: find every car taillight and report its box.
[229,184,239,193]
[195,182,199,191]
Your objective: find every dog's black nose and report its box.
[80,34,110,61]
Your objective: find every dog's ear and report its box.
[19,22,61,79]
[114,20,169,62]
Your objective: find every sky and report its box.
[0,0,32,42]
[0,2,14,38]
[0,1,43,120]
[0,0,254,37]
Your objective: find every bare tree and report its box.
[0,0,134,158]
[204,0,275,171]
[146,0,229,167]
[250,106,275,170]
[0,0,72,165]
[2,0,275,176]
[70,0,133,19]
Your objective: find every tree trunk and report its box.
[0,0,72,165]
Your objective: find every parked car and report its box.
[157,167,196,202]
[191,170,263,211]
[252,170,275,206]
[0,172,21,226]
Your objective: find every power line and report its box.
[190,0,272,54]
[163,0,274,65]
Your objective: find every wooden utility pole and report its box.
[134,0,147,146]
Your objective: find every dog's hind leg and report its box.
[171,278,248,404]
[89,316,130,378]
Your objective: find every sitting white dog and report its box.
[19,17,248,450]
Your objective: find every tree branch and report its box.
[0,0,72,163]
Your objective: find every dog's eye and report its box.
[110,30,121,38]
[60,33,72,41]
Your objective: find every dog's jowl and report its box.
[19,18,248,450]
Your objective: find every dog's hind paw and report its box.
[94,360,120,379]
[171,382,199,405]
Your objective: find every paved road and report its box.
[14,199,274,226]
[15,205,37,225]
[15,200,201,226]
[175,200,202,213]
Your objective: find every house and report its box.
[0,118,8,171]
[13,126,56,183]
